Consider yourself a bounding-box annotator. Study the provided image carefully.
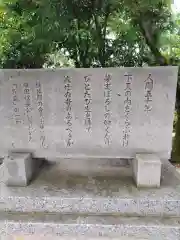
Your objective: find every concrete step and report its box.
[0,161,180,217]
[0,212,179,240]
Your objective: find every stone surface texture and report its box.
[0,237,156,240]
[0,213,179,240]
[0,67,178,159]
[132,154,162,187]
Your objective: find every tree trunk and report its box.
[172,70,180,162]
[172,110,180,162]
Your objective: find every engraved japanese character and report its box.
[145,74,153,91]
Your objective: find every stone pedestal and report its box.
[0,161,180,239]
[132,154,162,187]
[3,152,41,187]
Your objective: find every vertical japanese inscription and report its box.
[123,73,133,147]
[84,75,92,132]
[36,80,46,148]
[23,83,32,142]
[64,75,73,147]
[144,74,154,113]
[104,73,112,145]
[12,84,21,124]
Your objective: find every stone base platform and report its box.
[0,159,180,239]
[0,159,180,216]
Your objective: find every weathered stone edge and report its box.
[0,196,179,217]
[0,221,179,240]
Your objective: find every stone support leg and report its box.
[132,153,162,187]
[3,152,43,187]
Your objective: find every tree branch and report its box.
[138,18,168,66]
[93,2,111,67]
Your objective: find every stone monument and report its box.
[0,67,179,239]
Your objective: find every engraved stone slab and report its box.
[0,67,178,159]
